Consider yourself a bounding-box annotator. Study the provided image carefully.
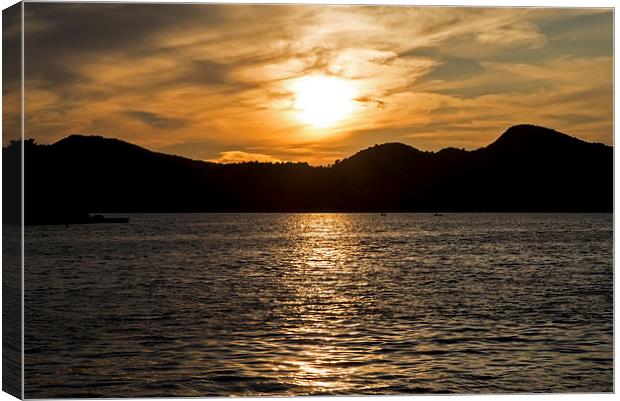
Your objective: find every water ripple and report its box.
[24,213,613,396]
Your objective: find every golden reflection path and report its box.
[270,214,386,394]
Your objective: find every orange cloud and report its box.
[209,150,282,164]
[12,4,612,165]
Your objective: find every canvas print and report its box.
[2,2,613,398]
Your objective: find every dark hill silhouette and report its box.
[3,124,612,224]
[338,142,431,169]
[486,124,594,151]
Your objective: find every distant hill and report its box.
[3,124,612,224]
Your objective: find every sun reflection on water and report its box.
[271,214,383,393]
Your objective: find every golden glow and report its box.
[292,75,357,128]
[20,6,613,165]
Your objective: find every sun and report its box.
[292,75,357,128]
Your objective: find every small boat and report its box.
[26,212,129,226]
[88,214,129,224]
[380,212,388,216]
[433,213,444,216]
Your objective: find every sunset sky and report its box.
[5,4,613,165]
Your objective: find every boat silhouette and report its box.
[88,214,129,224]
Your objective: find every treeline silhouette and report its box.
[3,124,612,224]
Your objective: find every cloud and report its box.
[209,150,282,164]
[124,111,187,129]
[13,4,612,164]
[354,96,386,109]
[476,22,546,48]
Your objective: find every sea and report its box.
[24,213,613,397]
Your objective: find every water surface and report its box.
[25,213,613,397]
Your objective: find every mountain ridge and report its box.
[3,124,612,223]
[40,123,610,167]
